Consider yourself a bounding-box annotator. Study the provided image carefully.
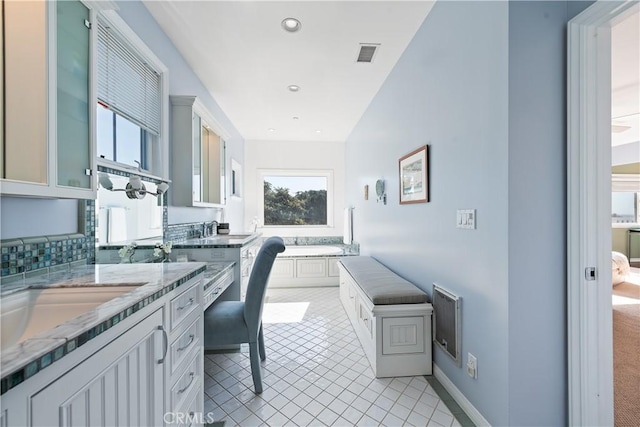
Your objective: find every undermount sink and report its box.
[1,286,138,351]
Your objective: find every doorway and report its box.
[568,1,640,426]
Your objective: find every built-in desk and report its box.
[202,262,235,310]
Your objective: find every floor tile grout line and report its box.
[204,287,461,427]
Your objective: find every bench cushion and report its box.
[339,256,428,305]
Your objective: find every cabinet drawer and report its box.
[170,351,201,414]
[176,385,203,427]
[170,317,201,375]
[203,270,233,309]
[170,282,200,331]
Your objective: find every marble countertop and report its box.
[0,262,215,394]
[174,232,261,248]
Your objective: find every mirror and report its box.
[193,113,225,205]
[96,172,163,245]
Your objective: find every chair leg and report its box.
[258,324,266,361]
[249,342,263,394]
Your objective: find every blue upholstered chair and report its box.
[203,236,285,393]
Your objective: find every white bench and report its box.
[338,256,433,377]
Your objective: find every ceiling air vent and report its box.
[356,44,380,63]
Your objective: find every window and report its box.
[612,192,639,224]
[260,170,333,227]
[97,103,151,168]
[95,12,168,175]
[612,174,640,225]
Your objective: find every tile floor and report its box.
[203,287,463,427]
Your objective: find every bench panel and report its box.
[382,317,424,355]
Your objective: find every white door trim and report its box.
[567,1,639,426]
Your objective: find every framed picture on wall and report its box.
[399,145,429,204]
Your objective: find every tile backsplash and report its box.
[0,200,95,280]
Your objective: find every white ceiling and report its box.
[143,1,435,142]
[611,10,640,149]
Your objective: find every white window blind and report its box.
[97,17,161,135]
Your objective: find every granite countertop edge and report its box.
[0,261,233,395]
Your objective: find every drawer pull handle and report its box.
[177,298,194,311]
[178,372,195,394]
[157,326,168,364]
[177,334,195,352]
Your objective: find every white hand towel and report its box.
[108,207,128,243]
[343,207,353,244]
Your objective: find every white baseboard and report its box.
[433,364,491,427]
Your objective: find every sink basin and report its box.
[1,286,138,350]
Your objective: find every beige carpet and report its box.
[613,268,640,426]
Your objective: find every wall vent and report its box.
[432,284,461,366]
[356,44,380,63]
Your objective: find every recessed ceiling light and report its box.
[282,18,301,33]
[315,130,321,133]
[268,128,275,132]
[288,85,301,92]
[293,116,299,120]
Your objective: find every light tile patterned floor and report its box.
[204,287,460,427]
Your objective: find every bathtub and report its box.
[281,245,343,256]
[271,245,345,287]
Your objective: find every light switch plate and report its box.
[457,209,476,229]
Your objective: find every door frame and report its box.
[567,1,639,425]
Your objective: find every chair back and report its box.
[243,236,286,334]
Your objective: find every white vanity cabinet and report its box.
[171,96,227,207]
[0,273,205,427]
[29,307,165,426]
[1,0,96,199]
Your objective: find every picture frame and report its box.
[399,145,429,204]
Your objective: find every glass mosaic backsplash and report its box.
[0,200,95,280]
[1,235,88,278]
[165,221,218,242]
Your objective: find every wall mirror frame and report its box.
[96,170,165,246]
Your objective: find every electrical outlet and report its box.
[467,353,478,379]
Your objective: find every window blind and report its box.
[96,17,161,136]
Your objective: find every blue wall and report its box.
[116,0,245,228]
[345,1,591,425]
[507,1,592,425]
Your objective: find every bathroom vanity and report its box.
[172,233,261,300]
[0,261,234,427]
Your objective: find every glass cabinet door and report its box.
[2,0,48,184]
[56,0,91,189]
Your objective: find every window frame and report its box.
[97,103,151,169]
[95,10,169,179]
[611,173,640,227]
[258,169,334,228]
